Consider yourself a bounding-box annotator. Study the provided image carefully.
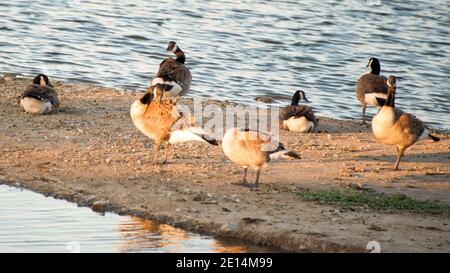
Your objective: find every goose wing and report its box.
[395,109,425,143]
[280,105,316,124]
[356,74,388,102]
[156,58,192,96]
[21,84,58,105]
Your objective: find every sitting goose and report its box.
[222,128,301,188]
[371,76,440,170]
[356,57,388,125]
[130,84,217,165]
[279,90,317,133]
[151,41,192,97]
[20,74,60,114]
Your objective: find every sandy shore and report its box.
[1,75,449,252]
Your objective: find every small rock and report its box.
[193,192,208,202]
[368,224,387,232]
[92,200,109,213]
[240,217,265,225]
[82,194,96,205]
[220,223,238,232]
[201,200,218,205]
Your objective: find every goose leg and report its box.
[361,105,367,125]
[232,167,249,187]
[254,168,261,188]
[153,142,161,165]
[162,143,171,164]
[394,146,406,170]
[242,167,248,184]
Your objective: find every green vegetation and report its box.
[297,187,450,216]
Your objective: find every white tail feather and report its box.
[169,127,209,144]
[269,151,288,160]
[269,150,301,161]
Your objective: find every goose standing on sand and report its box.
[279,90,317,133]
[371,76,440,170]
[222,128,301,187]
[130,84,217,165]
[356,57,388,125]
[20,74,60,114]
[151,41,192,97]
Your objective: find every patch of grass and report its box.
[297,188,450,216]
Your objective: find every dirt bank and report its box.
[1,75,449,252]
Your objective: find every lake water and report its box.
[0,0,448,129]
[0,184,270,253]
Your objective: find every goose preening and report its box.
[222,128,301,187]
[151,41,192,97]
[130,84,217,165]
[20,74,60,114]
[279,90,317,133]
[356,57,388,125]
[371,76,440,170]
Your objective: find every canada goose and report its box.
[371,76,440,170]
[19,74,60,114]
[222,128,301,187]
[130,84,217,165]
[356,57,388,125]
[279,90,317,133]
[151,41,192,97]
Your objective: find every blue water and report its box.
[0,0,448,129]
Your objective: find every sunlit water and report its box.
[0,0,448,129]
[0,185,270,253]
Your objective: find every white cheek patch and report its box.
[40,76,46,86]
[171,44,178,53]
[387,81,396,88]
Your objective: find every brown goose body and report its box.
[20,74,60,114]
[222,128,300,187]
[356,58,388,124]
[130,84,217,165]
[279,90,316,133]
[152,41,192,97]
[356,73,388,103]
[371,76,440,170]
[279,105,316,132]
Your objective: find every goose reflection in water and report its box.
[117,217,262,253]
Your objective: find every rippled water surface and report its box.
[0,0,448,129]
[0,185,269,252]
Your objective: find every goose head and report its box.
[291,90,309,105]
[166,41,178,53]
[33,74,52,87]
[387,75,397,89]
[366,57,381,75]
